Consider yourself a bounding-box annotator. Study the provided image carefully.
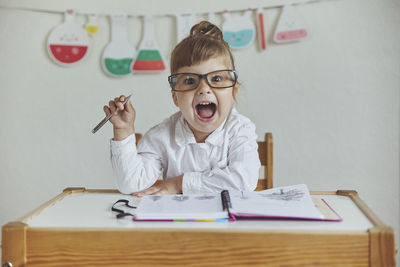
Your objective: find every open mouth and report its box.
[195,102,217,121]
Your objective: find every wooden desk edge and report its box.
[2,188,396,267]
[340,192,396,267]
[312,190,397,266]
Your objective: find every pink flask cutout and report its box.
[274,5,308,43]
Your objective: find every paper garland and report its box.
[46,8,310,76]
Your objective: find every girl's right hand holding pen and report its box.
[104,95,136,141]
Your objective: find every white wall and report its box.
[0,0,399,264]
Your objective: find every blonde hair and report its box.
[170,21,235,74]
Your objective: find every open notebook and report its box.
[128,184,342,222]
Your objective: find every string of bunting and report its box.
[0,1,325,78]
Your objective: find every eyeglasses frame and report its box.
[168,69,238,92]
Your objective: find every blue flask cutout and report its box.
[222,10,255,49]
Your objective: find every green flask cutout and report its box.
[102,15,136,77]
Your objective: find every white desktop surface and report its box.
[26,191,373,231]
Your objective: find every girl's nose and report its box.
[196,78,212,95]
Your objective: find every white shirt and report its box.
[110,107,260,195]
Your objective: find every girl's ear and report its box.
[232,86,238,101]
[171,91,179,106]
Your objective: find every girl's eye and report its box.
[211,75,223,82]
[184,77,196,85]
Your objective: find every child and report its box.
[104,21,260,196]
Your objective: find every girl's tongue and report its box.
[196,103,216,119]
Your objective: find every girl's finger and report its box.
[109,100,117,114]
[125,101,135,113]
[116,96,126,111]
[103,106,111,116]
[135,186,160,197]
[151,188,167,195]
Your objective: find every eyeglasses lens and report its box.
[172,74,199,91]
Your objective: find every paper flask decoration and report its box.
[222,10,255,49]
[86,14,99,35]
[256,8,267,51]
[47,10,90,66]
[273,5,308,43]
[132,15,166,72]
[102,15,136,77]
[176,13,196,43]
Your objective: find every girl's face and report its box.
[171,57,236,142]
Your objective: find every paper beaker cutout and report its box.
[102,14,136,77]
[222,10,255,49]
[273,5,308,43]
[132,15,166,72]
[47,10,90,66]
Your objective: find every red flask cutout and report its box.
[47,10,90,66]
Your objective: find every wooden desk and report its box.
[2,188,396,266]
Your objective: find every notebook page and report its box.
[135,194,228,220]
[230,184,323,219]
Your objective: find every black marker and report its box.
[221,190,232,211]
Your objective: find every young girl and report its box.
[104,21,260,196]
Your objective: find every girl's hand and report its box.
[132,175,183,197]
[103,95,136,140]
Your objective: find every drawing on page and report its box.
[150,196,162,202]
[194,195,216,200]
[172,195,189,202]
[260,188,305,201]
[239,191,250,200]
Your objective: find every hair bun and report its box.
[190,21,223,40]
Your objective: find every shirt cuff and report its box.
[110,133,137,156]
[182,172,203,194]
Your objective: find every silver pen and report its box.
[91,94,132,134]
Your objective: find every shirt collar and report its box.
[174,107,234,147]
[175,113,197,146]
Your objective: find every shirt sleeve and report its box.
[181,120,261,194]
[110,133,162,194]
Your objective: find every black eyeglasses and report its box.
[168,69,238,92]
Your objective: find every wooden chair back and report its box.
[256,133,273,190]
[134,132,273,191]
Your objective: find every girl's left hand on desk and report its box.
[132,175,183,197]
